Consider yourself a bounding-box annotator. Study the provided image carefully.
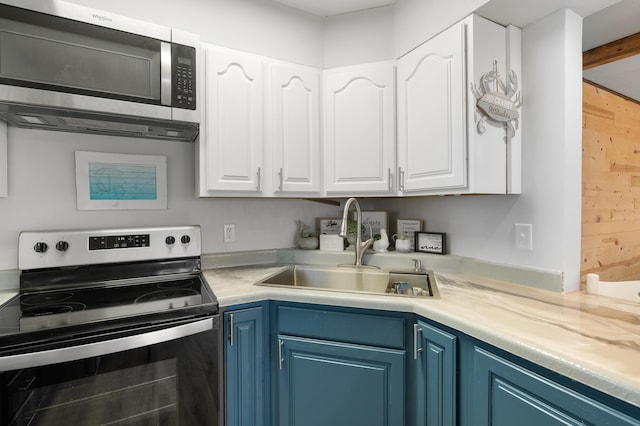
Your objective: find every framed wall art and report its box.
[75,151,167,210]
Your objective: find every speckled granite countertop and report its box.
[203,263,640,408]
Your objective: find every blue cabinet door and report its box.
[276,334,405,426]
[414,320,457,426]
[473,346,640,426]
[225,307,266,426]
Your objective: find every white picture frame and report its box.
[353,211,388,237]
[75,151,167,210]
[317,218,343,235]
[396,219,423,250]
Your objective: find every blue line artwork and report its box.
[89,162,157,200]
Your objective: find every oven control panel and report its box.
[89,234,151,250]
[19,226,201,270]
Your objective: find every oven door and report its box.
[0,315,223,426]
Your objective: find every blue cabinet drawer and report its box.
[275,304,406,349]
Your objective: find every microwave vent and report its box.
[61,117,149,134]
[0,104,198,142]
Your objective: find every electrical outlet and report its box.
[515,224,533,250]
[223,224,236,243]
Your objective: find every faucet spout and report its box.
[339,197,377,269]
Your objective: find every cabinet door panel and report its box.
[473,347,640,426]
[415,321,457,426]
[324,62,396,194]
[397,22,466,192]
[225,307,266,426]
[269,62,320,194]
[204,46,263,192]
[277,335,404,426]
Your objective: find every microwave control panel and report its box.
[172,44,196,110]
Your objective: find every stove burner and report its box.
[158,280,195,289]
[21,292,74,306]
[22,302,87,317]
[134,289,199,304]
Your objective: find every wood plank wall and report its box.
[581,81,640,285]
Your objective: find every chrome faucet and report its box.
[339,197,377,269]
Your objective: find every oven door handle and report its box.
[0,317,214,372]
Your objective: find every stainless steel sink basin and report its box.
[256,265,439,298]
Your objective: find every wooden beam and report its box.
[583,31,640,70]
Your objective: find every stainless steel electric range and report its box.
[0,226,223,426]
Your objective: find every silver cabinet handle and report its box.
[388,168,393,191]
[398,167,405,191]
[256,167,262,191]
[278,338,284,370]
[413,323,423,360]
[0,318,214,371]
[278,168,283,191]
[228,313,234,346]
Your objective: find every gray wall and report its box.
[0,0,584,292]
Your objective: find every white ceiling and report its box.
[582,0,640,101]
[270,0,396,17]
[583,0,640,50]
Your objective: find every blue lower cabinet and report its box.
[224,306,267,426]
[414,320,457,426]
[276,334,405,426]
[473,346,640,426]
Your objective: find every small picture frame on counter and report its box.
[396,219,423,250]
[317,218,342,235]
[415,232,446,255]
[352,211,388,237]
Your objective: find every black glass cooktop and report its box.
[0,275,217,339]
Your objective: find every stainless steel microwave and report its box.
[0,0,200,141]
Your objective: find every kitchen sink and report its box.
[256,264,439,298]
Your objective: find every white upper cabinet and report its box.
[323,61,396,195]
[397,15,521,195]
[266,61,321,195]
[397,21,466,192]
[200,44,264,194]
[197,14,520,198]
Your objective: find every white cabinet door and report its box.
[397,15,520,195]
[202,45,264,193]
[324,61,396,194]
[267,61,321,195]
[397,21,466,193]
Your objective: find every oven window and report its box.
[1,329,220,425]
[14,359,177,425]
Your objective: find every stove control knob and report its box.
[181,235,191,244]
[165,236,176,245]
[55,241,69,252]
[34,242,48,253]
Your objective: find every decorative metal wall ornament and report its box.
[471,60,522,140]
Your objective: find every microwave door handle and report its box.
[161,41,172,106]
[0,318,213,372]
